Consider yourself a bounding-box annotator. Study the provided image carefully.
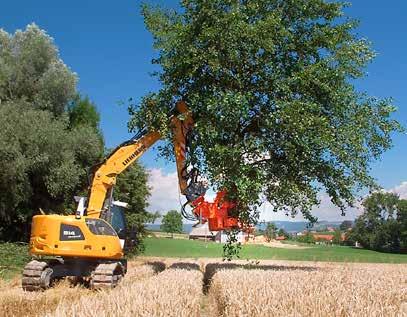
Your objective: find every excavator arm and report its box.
[86,130,160,218]
[171,102,241,231]
[86,100,241,231]
[86,101,194,219]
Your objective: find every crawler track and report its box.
[90,262,124,290]
[21,260,52,291]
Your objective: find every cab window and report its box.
[110,205,127,234]
[85,219,117,236]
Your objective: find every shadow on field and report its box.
[145,261,166,273]
[203,263,319,293]
[168,262,201,271]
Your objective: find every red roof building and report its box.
[312,234,334,242]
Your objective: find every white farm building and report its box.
[188,223,248,244]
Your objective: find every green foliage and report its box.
[347,192,407,253]
[277,228,289,239]
[339,220,353,231]
[0,242,30,279]
[68,94,101,130]
[264,222,277,241]
[114,163,156,253]
[0,25,103,240]
[297,231,315,244]
[0,24,76,116]
[131,0,402,229]
[332,229,342,245]
[161,210,183,237]
[222,229,242,261]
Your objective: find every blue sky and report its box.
[1,1,406,220]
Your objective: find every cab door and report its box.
[110,204,127,249]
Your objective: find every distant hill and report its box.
[145,220,349,234]
[256,220,345,233]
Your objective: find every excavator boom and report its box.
[87,130,160,218]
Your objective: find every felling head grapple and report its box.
[191,190,240,231]
[172,102,242,231]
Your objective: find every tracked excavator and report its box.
[22,101,241,291]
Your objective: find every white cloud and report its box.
[147,168,219,217]
[147,168,182,214]
[146,169,221,224]
[146,168,406,222]
[259,181,407,222]
[258,193,363,222]
[388,181,407,199]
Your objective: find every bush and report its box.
[297,232,315,244]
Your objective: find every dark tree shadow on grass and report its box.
[203,262,320,293]
[145,261,166,273]
[168,262,201,271]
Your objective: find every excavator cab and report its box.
[109,202,138,252]
[109,202,127,242]
[77,196,129,246]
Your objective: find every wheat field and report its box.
[208,263,407,317]
[0,259,405,317]
[0,261,159,317]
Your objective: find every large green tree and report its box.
[161,210,183,238]
[264,222,277,241]
[348,192,407,252]
[0,24,76,115]
[130,1,402,226]
[332,229,342,245]
[0,24,104,240]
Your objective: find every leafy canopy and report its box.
[0,25,104,240]
[347,192,407,252]
[68,95,101,131]
[0,24,76,116]
[161,210,183,237]
[130,1,402,224]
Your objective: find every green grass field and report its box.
[148,231,188,239]
[0,242,30,279]
[143,237,407,263]
[1,237,406,280]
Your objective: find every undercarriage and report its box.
[22,258,126,291]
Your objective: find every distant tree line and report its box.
[293,192,407,253]
[346,192,407,253]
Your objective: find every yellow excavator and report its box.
[22,101,240,291]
